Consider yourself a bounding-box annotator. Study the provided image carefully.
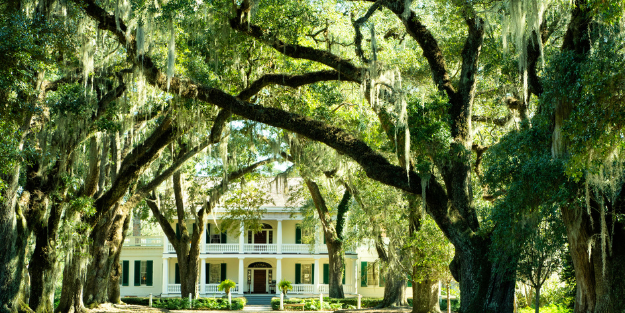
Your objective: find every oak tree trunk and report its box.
[412,277,440,313]
[108,214,131,304]
[28,203,62,313]
[378,272,407,308]
[56,252,87,313]
[326,242,344,298]
[562,205,625,313]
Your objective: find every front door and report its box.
[254,231,267,244]
[253,270,266,293]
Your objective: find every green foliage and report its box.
[217,279,236,294]
[518,304,571,313]
[138,297,246,310]
[277,279,293,295]
[270,297,383,310]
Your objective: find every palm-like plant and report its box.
[218,279,237,296]
[277,280,293,295]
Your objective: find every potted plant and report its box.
[277,279,293,297]
[218,279,236,308]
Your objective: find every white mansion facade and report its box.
[119,188,402,298]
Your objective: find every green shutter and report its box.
[206,263,211,283]
[361,262,367,287]
[146,260,153,286]
[311,263,315,284]
[192,223,196,235]
[175,263,180,284]
[407,274,412,287]
[122,261,129,286]
[248,231,252,243]
[221,263,227,281]
[379,263,385,287]
[323,264,329,284]
[323,234,326,244]
[295,225,302,244]
[221,231,227,244]
[134,260,141,286]
[342,263,345,284]
[295,263,301,284]
[207,223,211,242]
[176,223,180,240]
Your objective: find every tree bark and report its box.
[562,203,625,313]
[56,250,87,313]
[379,272,407,308]
[326,241,345,299]
[412,277,440,313]
[28,202,63,313]
[108,214,130,304]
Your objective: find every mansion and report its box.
[119,185,400,298]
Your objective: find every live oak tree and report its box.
[2,0,625,313]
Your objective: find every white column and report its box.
[239,223,245,254]
[162,258,169,294]
[277,220,283,254]
[354,259,358,294]
[314,257,320,293]
[200,259,206,295]
[276,257,282,295]
[314,226,320,254]
[201,222,207,254]
[238,257,245,295]
[163,234,168,254]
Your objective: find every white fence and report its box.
[318,284,329,293]
[243,244,277,253]
[281,244,311,254]
[343,285,355,294]
[204,284,239,294]
[167,284,239,294]
[123,236,163,247]
[206,244,239,253]
[291,284,314,294]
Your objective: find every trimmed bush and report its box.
[270,297,382,311]
[121,297,246,310]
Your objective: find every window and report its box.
[209,264,221,284]
[295,263,314,284]
[302,264,312,284]
[206,263,227,284]
[360,261,379,287]
[134,260,153,286]
[121,261,129,286]
[367,262,379,286]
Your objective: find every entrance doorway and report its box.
[253,270,266,293]
[248,262,273,294]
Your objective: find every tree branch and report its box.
[237,71,345,101]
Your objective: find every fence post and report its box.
[280,292,284,310]
[319,293,323,308]
[357,294,362,309]
[149,293,153,307]
[189,293,192,308]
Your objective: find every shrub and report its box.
[518,304,571,313]
[270,297,382,311]
[126,297,245,310]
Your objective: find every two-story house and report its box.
[119,182,404,298]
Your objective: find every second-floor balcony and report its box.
[162,241,348,254]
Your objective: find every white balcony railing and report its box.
[291,284,314,294]
[343,285,355,294]
[244,244,277,253]
[206,244,239,253]
[167,243,175,253]
[319,284,329,293]
[204,284,239,294]
[282,244,311,254]
[316,245,328,253]
[123,236,163,247]
[167,284,181,293]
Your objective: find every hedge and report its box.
[121,297,246,310]
[270,297,460,311]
